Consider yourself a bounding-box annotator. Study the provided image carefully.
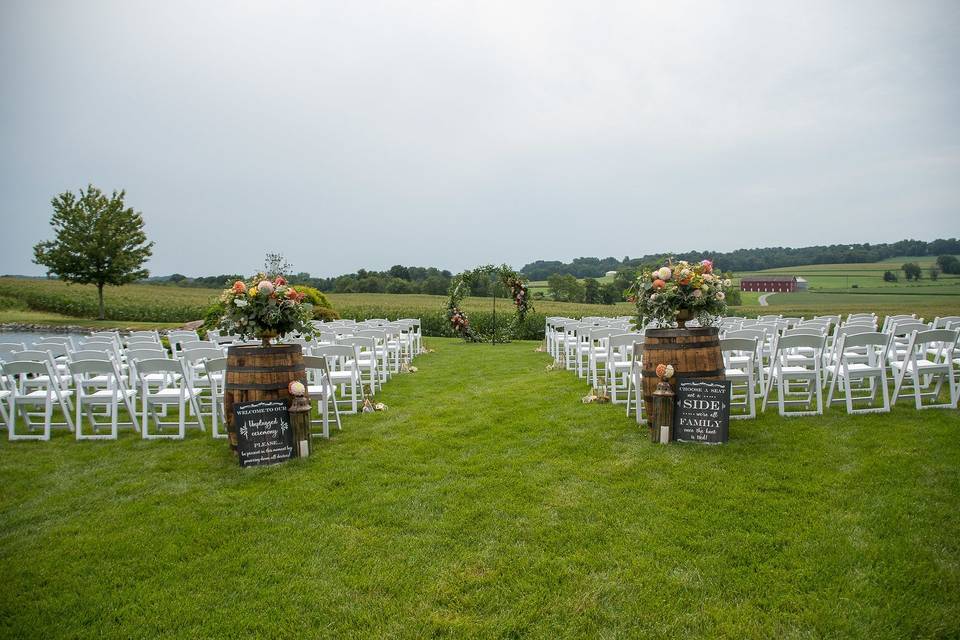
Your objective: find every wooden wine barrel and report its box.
[641,327,724,412]
[224,344,307,454]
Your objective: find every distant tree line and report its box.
[520,238,960,280]
[150,266,457,295]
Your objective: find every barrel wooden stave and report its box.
[641,327,725,412]
[224,344,308,453]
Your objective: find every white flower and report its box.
[234,298,248,307]
[664,364,675,379]
[723,279,732,287]
[716,292,725,301]
[692,289,702,298]
[657,267,672,281]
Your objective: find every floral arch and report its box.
[446,264,532,342]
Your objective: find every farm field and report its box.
[1,339,958,638]
[2,260,959,336]
[741,256,960,290]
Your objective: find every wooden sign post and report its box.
[673,378,731,444]
[233,400,295,467]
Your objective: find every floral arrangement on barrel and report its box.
[630,258,731,328]
[218,274,315,345]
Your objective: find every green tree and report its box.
[388,265,411,281]
[936,255,960,275]
[901,262,922,281]
[929,266,940,281]
[547,273,585,302]
[33,185,153,319]
[583,278,601,304]
[882,270,898,282]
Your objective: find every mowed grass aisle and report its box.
[1,339,958,638]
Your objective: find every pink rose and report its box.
[257,280,274,294]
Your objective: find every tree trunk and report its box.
[97,283,105,320]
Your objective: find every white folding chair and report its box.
[68,359,140,439]
[134,358,204,439]
[303,355,342,438]
[0,363,13,431]
[891,329,959,409]
[762,334,827,417]
[625,340,646,425]
[203,357,228,439]
[605,333,637,404]
[311,344,364,413]
[5,358,75,440]
[181,347,227,426]
[825,332,892,414]
[721,337,758,419]
[338,336,380,395]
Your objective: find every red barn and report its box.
[740,275,798,293]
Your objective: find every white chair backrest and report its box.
[69,349,113,362]
[182,347,225,364]
[182,340,218,352]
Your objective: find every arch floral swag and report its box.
[446,264,532,342]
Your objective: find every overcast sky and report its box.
[2,0,958,277]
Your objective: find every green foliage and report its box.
[547,273,585,302]
[936,255,960,275]
[0,294,27,311]
[32,185,154,318]
[901,262,923,280]
[291,285,333,310]
[929,266,940,281]
[883,270,898,282]
[291,285,340,321]
[583,278,600,304]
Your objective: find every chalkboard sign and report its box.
[234,400,294,467]
[673,378,731,444]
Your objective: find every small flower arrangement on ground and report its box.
[630,258,731,328]
[218,274,315,344]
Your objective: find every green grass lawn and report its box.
[1,339,958,638]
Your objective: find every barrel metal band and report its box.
[226,365,305,374]
[225,382,296,390]
[642,367,726,378]
[642,341,720,351]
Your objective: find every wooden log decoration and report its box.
[224,344,308,455]
[641,327,725,412]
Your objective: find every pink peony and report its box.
[692,289,702,298]
[257,280,274,294]
[701,259,713,273]
[288,380,306,396]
